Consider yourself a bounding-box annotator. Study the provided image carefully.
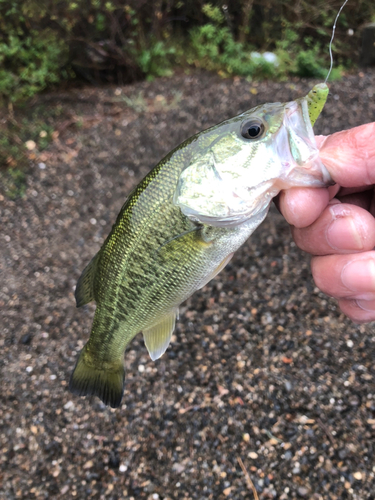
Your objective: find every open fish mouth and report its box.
[174,96,332,228]
[280,98,332,188]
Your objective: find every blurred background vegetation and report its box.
[1,0,375,192]
[2,0,375,104]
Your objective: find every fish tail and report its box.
[69,345,125,408]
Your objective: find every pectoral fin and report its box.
[198,252,234,289]
[143,308,178,361]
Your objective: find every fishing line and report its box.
[325,0,350,83]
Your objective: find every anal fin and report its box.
[143,308,178,361]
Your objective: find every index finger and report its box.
[318,122,375,187]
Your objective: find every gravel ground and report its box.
[1,70,375,500]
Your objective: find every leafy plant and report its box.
[0,167,27,199]
[137,42,177,80]
[294,48,328,79]
[120,91,148,113]
[0,0,374,105]
[188,4,267,78]
[0,22,68,103]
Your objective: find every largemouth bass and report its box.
[70,84,331,408]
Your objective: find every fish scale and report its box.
[70,84,331,408]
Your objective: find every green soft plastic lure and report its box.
[70,85,331,408]
[306,83,329,126]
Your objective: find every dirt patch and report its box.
[1,70,375,499]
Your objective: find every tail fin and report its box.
[69,346,125,408]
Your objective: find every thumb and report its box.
[317,122,375,187]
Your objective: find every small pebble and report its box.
[298,487,309,497]
[20,333,32,345]
[292,462,301,474]
[25,140,36,150]
[64,401,75,411]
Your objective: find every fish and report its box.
[70,83,332,408]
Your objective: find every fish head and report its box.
[174,94,332,227]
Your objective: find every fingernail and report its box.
[327,205,364,251]
[341,259,375,292]
[328,198,341,206]
[356,299,375,312]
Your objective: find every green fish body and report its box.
[70,84,331,408]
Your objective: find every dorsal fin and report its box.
[75,254,99,307]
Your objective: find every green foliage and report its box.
[0,167,27,199]
[120,91,148,113]
[0,127,26,171]
[273,25,344,80]
[273,29,325,79]
[189,3,276,79]
[137,42,177,80]
[187,2,351,80]
[0,1,68,103]
[1,31,66,102]
[0,0,374,104]
[201,3,225,24]
[294,48,328,79]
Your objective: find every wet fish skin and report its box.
[70,86,330,408]
[70,148,263,407]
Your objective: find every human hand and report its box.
[278,122,375,323]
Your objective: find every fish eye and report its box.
[240,119,265,140]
